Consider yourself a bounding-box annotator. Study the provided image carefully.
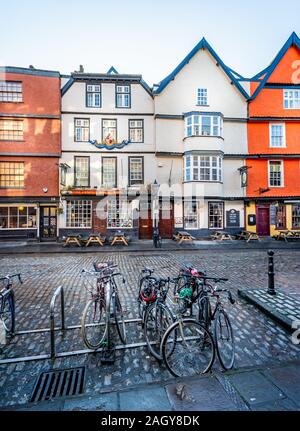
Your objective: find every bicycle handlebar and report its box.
[0,273,23,284]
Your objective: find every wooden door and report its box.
[139,202,152,239]
[256,206,270,236]
[159,201,174,239]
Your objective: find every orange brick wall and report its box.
[0,156,59,197]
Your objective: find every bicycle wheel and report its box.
[113,293,127,344]
[144,302,174,361]
[1,292,15,335]
[214,308,235,370]
[161,319,215,377]
[81,297,107,350]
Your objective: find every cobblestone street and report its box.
[0,249,299,408]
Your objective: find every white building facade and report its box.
[59,68,156,239]
[153,38,250,237]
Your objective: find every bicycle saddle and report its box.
[93,261,114,272]
[142,267,154,274]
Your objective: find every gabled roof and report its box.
[153,37,249,99]
[107,66,118,74]
[250,32,300,100]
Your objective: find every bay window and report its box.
[185,114,223,137]
[66,200,92,228]
[184,155,222,182]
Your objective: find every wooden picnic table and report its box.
[237,230,261,242]
[276,230,300,242]
[211,230,234,241]
[110,231,129,246]
[173,230,195,244]
[85,233,106,247]
[63,233,82,247]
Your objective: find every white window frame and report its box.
[129,119,143,143]
[74,118,90,142]
[116,85,130,108]
[185,114,223,138]
[183,200,199,230]
[184,155,223,182]
[268,160,284,188]
[107,198,133,229]
[0,205,37,230]
[102,157,117,188]
[74,157,89,187]
[86,84,101,107]
[269,124,286,148]
[197,88,208,106]
[66,200,92,228]
[208,202,224,229]
[283,90,300,109]
[0,81,23,102]
[129,157,143,186]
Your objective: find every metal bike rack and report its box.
[0,284,145,365]
[49,286,65,359]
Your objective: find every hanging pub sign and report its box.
[238,166,250,188]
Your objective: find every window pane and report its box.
[66,200,92,228]
[102,158,116,188]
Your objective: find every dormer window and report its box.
[197,88,208,106]
[185,113,223,138]
[116,84,131,108]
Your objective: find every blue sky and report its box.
[1,0,300,85]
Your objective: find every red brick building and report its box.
[0,67,61,240]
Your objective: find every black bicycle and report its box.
[143,276,175,360]
[197,276,235,370]
[0,273,22,338]
[137,267,159,322]
[81,262,127,350]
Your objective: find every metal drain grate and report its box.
[30,367,85,402]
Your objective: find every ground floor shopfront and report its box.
[245,199,300,236]
[58,194,245,240]
[0,198,59,241]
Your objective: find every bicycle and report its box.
[161,286,215,378]
[143,276,175,361]
[137,267,159,322]
[81,262,127,350]
[197,276,235,370]
[0,273,22,338]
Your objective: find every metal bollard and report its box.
[267,250,276,295]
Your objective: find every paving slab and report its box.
[228,371,285,406]
[262,365,300,407]
[166,376,238,411]
[63,393,118,411]
[119,386,171,411]
[250,398,298,411]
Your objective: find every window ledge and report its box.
[183,135,224,141]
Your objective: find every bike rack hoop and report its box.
[49,286,65,360]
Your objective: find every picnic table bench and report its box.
[110,231,130,246]
[275,230,300,242]
[85,233,106,247]
[173,230,195,244]
[237,230,261,242]
[211,230,234,241]
[63,233,82,247]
